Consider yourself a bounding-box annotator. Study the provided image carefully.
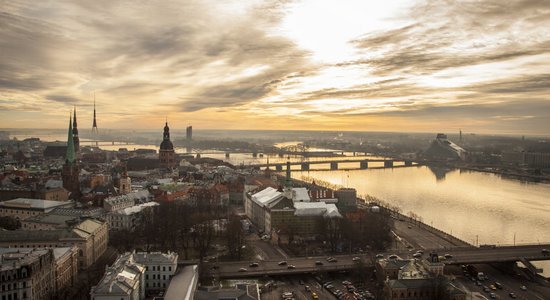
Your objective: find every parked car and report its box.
[315,261,323,265]
[509,292,517,298]
[520,285,527,291]
[375,254,384,259]
[444,253,453,259]
[239,268,247,272]
[249,262,259,267]
[352,257,361,262]
[278,261,287,266]
[287,265,296,269]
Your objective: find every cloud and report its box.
[45,95,80,104]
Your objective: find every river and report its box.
[291,166,550,276]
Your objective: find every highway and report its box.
[205,244,550,278]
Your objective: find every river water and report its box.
[291,166,550,276]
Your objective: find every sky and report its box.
[1,0,549,135]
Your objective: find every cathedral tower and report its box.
[159,122,176,168]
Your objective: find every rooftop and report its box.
[294,202,342,218]
[251,187,282,207]
[0,198,73,210]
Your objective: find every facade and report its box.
[334,188,357,210]
[186,125,192,141]
[378,258,466,300]
[502,151,550,168]
[107,202,159,231]
[245,186,342,236]
[53,246,79,293]
[0,198,74,220]
[132,251,178,292]
[0,218,108,270]
[159,122,177,169]
[0,248,56,300]
[90,252,146,300]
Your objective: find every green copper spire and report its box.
[65,114,76,164]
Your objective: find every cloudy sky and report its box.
[1,0,549,135]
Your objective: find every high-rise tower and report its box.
[72,107,80,153]
[92,94,98,134]
[62,114,80,198]
[159,122,176,168]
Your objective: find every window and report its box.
[168,266,171,272]
[162,266,165,271]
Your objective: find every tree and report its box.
[225,214,245,260]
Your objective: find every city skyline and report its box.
[1,0,549,135]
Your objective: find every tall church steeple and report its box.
[66,115,76,164]
[72,107,80,153]
[63,113,80,198]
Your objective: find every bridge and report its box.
[238,158,420,171]
[203,244,550,279]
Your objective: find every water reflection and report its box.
[294,166,550,275]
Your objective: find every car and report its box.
[328,257,338,263]
[444,253,453,259]
[375,254,384,259]
[542,249,549,255]
[322,281,332,287]
[299,280,304,285]
[520,285,527,291]
[495,282,502,289]
[413,253,422,258]
[388,254,398,259]
[239,268,247,272]
[490,292,496,299]
[311,292,319,299]
[315,261,323,266]
[326,284,334,289]
[476,281,481,286]
[352,256,361,262]
[342,280,352,285]
[509,292,517,298]
[278,261,287,266]
[305,285,311,292]
[483,286,490,293]
[326,256,334,261]
[416,250,424,254]
[287,265,296,269]
[249,262,259,267]
[489,285,496,291]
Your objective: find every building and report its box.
[159,122,177,169]
[186,125,192,141]
[377,257,466,300]
[0,218,108,270]
[0,248,56,300]
[245,186,342,236]
[132,251,178,292]
[91,251,177,299]
[62,115,80,198]
[103,190,150,212]
[334,188,357,211]
[53,246,79,293]
[424,133,466,161]
[107,202,159,231]
[90,252,146,300]
[0,198,74,220]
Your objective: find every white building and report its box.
[103,190,150,212]
[90,252,146,300]
[107,202,159,231]
[133,251,178,292]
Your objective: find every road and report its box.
[205,244,550,278]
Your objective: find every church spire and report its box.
[66,114,76,164]
[72,106,80,153]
